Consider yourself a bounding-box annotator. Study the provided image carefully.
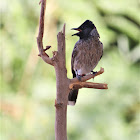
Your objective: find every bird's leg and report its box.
[91,71,97,81]
[76,75,83,81]
[76,70,85,81]
[91,71,97,75]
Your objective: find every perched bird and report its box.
[68,20,103,106]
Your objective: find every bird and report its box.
[68,20,103,106]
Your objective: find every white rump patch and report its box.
[68,101,75,106]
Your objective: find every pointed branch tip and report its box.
[39,0,42,5]
[38,54,41,57]
[62,23,66,35]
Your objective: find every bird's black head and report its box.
[72,20,96,39]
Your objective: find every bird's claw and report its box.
[76,75,82,81]
[91,71,97,76]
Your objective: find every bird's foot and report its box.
[91,71,97,76]
[76,75,82,81]
[76,74,86,81]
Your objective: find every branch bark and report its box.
[69,67,108,90]
[54,24,69,140]
[69,82,108,90]
[37,0,53,66]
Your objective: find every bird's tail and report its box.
[68,89,79,106]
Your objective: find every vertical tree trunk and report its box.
[54,29,69,140]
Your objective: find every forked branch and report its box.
[37,0,53,66]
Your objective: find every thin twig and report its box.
[44,46,51,51]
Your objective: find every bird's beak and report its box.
[72,33,79,36]
[71,28,82,36]
[71,28,82,31]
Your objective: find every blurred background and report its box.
[1,0,140,140]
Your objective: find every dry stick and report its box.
[70,82,108,90]
[37,0,53,66]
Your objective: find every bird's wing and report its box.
[71,42,79,78]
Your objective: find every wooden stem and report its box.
[54,24,69,140]
[37,0,53,66]
[69,82,108,90]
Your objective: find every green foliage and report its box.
[0,0,140,140]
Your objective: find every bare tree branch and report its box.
[37,0,53,66]
[69,82,108,90]
[69,67,107,91]
[54,24,69,140]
